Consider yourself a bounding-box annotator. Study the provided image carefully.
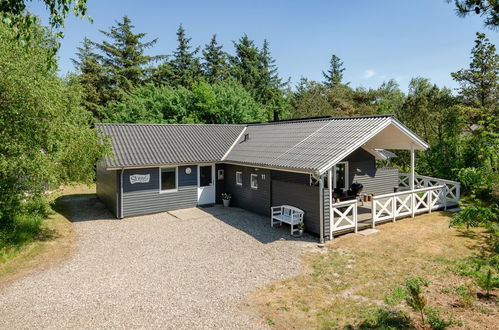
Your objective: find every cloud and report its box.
[364,69,376,79]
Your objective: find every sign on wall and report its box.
[130,174,150,184]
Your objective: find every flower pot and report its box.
[293,229,304,238]
[222,199,230,207]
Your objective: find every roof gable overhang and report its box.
[315,118,428,175]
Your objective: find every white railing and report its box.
[399,173,460,205]
[330,199,358,239]
[371,185,447,226]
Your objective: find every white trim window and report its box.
[160,167,178,193]
[235,171,243,186]
[250,173,258,189]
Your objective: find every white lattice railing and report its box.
[371,185,447,226]
[399,173,460,206]
[330,199,358,239]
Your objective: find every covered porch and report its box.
[319,119,461,240]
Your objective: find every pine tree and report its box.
[230,34,262,97]
[323,54,345,87]
[202,34,228,83]
[71,37,109,119]
[259,39,287,118]
[169,24,201,87]
[95,16,159,96]
[451,32,498,110]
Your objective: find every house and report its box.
[95,115,460,242]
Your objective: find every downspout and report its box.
[120,168,124,219]
[318,174,324,244]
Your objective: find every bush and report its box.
[426,308,452,330]
[357,309,413,329]
[404,277,429,325]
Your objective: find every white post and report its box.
[328,168,333,239]
[410,143,415,191]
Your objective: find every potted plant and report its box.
[221,193,231,207]
[293,221,304,237]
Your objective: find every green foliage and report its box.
[451,202,498,228]
[101,79,266,124]
[166,24,201,87]
[454,283,476,307]
[425,308,452,330]
[0,0,88,40]
[451,32,498,110]
[202,34,228,83]
[384,286,407,306]
[356,309,413,329]
[0,21,107,238]
[323,54,346,88]
[450,0,499,29]
[476,267,499,296]
[404,277,428,324]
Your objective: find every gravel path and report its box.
[0,195,317,329]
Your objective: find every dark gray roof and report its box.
[224,115,395,173]
[97,115,427,174]
[96,123,245,168]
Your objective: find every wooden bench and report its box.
[271,205,305,234]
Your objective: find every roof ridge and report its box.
[94,122,246,127]
[248,114,394,126]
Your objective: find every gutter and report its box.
[120,168,124,219]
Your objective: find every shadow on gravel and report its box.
[200,205,317,244]
[54,194,115,222]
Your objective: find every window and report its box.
[235,171,243,185]
[334,162,349,190]
[250,174,258,189]
[160,167,177,192]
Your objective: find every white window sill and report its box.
[160,189,178,194]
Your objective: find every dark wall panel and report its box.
[271,181,321,235]
[222,164,271,216]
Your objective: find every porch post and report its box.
[319,174,324,244]
[328,168,333,239]
[410,143,415,191]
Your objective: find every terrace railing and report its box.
[371,185,447,226]
[399,173,460,206]
[329,199,358,239]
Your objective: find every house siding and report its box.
[342,148,399,196]
[122,166,198,217]
[271,180,321,235]
[96,161,119,217]
[222,164,271,216]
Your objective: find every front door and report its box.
[198,164,215,205]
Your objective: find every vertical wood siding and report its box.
[96,161,118,217]
[121,166,198,217]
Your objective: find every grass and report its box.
[251,212,498,329]
[0,185,95,285]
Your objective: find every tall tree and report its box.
[451,32,498,112]
[94,16,159,97]
[449,0,499,29]
[323,54,346,87]
[0,20,107,227]
[230,35,262,97]
[202,34,228,83]
[169,24,201,87]
[259,39,287,118]
[71,37,109,119]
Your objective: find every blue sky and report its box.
[28,0,497,91]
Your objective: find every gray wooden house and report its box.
[96,115,460,241]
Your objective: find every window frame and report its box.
[235,171,243,186]
[333,161,349,190]
[250,173,258,190]
[159,166,178,193]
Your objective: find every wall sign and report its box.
[130,174,150,184]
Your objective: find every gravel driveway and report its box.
[0,194,317,329]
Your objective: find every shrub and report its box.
[454,283,476,307]
[357,309,413,329]
[426,308,452,330]
[404,277,429,325]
